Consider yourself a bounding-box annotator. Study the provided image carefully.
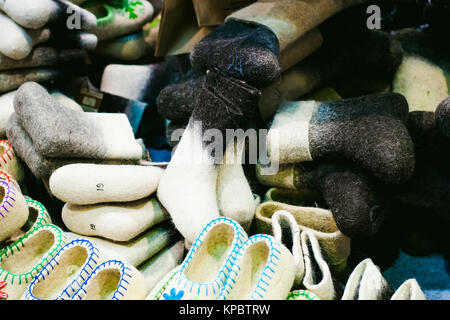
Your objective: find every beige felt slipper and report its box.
[0,170,20,192]
[286,289,320,300]
[50,163,164,205]
[62,196,169,242]
[72,259,146,300]
[0,224,66,300]
[0,140,24,183]
[341,258,393,300]
[146,265,181,300]
[95,30,147,61]
[23,239,107,300]
[0,179,28,242]
[391,279,426,300]
[218,234,295,300]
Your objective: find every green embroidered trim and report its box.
[0,224,66,286]
[25,199,51,230]
[286,290,320,300]
[152,268,179,300]
[111,0,144,19]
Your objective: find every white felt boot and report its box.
[0,224,66,300]
[0,180,28,242]
[0,13,50,60]
[50,163,164,205]
[271,210,305,288]
[0,140,24,183]
[62,196,169,242]
[72,259,147,300]
[391,279,426,300]
[157,120,221,245]
[217,137,256,232]
[218,234,296,300]
[23,239,108,300]
[95,30,147,61]
[342,258,393,300]
[160,217,248,300]
[301,230,336,300]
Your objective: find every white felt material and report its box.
[50,163,164,205]
[272,210,304,288]
[0,140,24,183]
[0,170,20,192]
[342,258,391,300]
[256,162,296,189]
[64,223,178,267]
[146,265,181,300]
[0,0,54,29]
[85,112,143,160]
[391,279,426,300]
[301,230,335,300]
[138,240,185,295]
[50,92,84,112]
[267,100,316,164]
[62,197,169,242]
[157,121,221,244]
[217,138,256,232]
[0,91,16,138]
[0,180,28,242]
[0,13,50,60]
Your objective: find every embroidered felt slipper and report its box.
[341,258,393,300]
[0,140,24,183]
[72,259,146,300]
[147,265,181,300]
[65,220,180,267]
[286,289,320,301]
[0,180,28,242]
[50,163,163,205]
[82,0,154,41]
[160,217,248,300]
[0,224,66,299]
[62,196,169,242]
[218,234,295,300]
[95,30,147,61]
[0,170,20,192]
[391,279,426,300]
[23,239,107,300]
[301,230,341,300]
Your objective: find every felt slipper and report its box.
[286,289,320,300]
[82,0,154,42]
[14,82,143,160]
[271,210,304,287]
[50,91,84,112]
[0,91,16,139]
[138,240,185,295]
[391,279,426,300]
[23,239,107,300]
[146,265,181,300]
[0,224,66,299]
[218,234,295,300]
[266,94,415,184]
[160,217,248,300]
[95,30,147,61]
[62,196,169,242]
[0,13,50,60]
[0,140,24,183]
[0,180,28,242]
[255,196,350,274]
[342,258,393,300]
[72,259,146,300]
[301,230,340,300]
[65,220,180,267]
[50,163,164,205]
[0,68,62,94]
[0,170,20,192]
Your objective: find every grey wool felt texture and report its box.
[13,82,142,160]
[435,96,450,139]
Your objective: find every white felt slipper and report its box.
[271,210,304,288]
[0,180,28,242]
[0,91,16,139]
[391,279,426,300]
[160,217,248,300]
[218,234,296,300]
[72,259,146,300]
[301,230,336,300]
[0,140,24,183]
[138,240,185,295]
[0,224,66,300]
[95,30,147,61]
[146,265,181,300]
[65,221,180,267]
[341,258,393,300]
[286,289,320,300]
[50,163,164,205]
[49,91,84,112]
[23,239,107,300]
[62,196,169,242]
[0,170,20,192]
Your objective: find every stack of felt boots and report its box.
[0,0,100,94]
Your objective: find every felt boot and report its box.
[0,140,24,183]
[0,180,28,242]
[391,279,426,300]
[0,91,16,138]
[0,68,61,94]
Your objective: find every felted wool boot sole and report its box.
[95,30,147,61]
[218,234,295,300]
[0,180,28,242]
[160,217,248,300]
[0,224,66,300]
[72,259,147,300]
[23,239,107,300]
[0,140,24,183]
[62,196,169,242]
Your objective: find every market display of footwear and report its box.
[0,0,448,302]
